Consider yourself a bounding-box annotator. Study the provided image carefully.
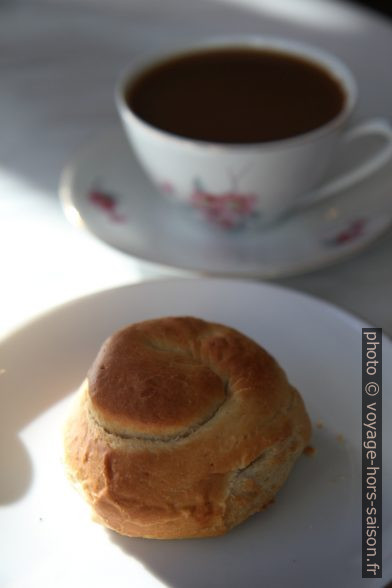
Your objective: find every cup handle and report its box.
[295,117,392,209]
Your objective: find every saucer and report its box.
[60,128,392,278]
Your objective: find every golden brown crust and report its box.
[87,318,227,437]
[64,317,311,539]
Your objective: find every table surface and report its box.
[1,0,392,337]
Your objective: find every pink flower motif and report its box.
[326,218,367,247]
[89,189,126,223]
[191,190,258,228]
[159,180,176,195]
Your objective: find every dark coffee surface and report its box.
[127,47,346,144]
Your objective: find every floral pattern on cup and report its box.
[158,180,177,196]
[190,179,259,229]
[89,187,126,223]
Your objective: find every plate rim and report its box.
[1,276,391,345]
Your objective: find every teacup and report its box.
[116,37,392,229]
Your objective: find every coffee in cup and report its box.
[126,47,346,144]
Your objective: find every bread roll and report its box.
[64,316,311,539]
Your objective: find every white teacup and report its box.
[116,37,392,229]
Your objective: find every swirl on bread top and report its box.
[87,316,288,439]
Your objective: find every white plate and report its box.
[0,278,391,588]
[60,129,392,278]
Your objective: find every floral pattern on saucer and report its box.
[88,187,126,223]
[324,218,367,247]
